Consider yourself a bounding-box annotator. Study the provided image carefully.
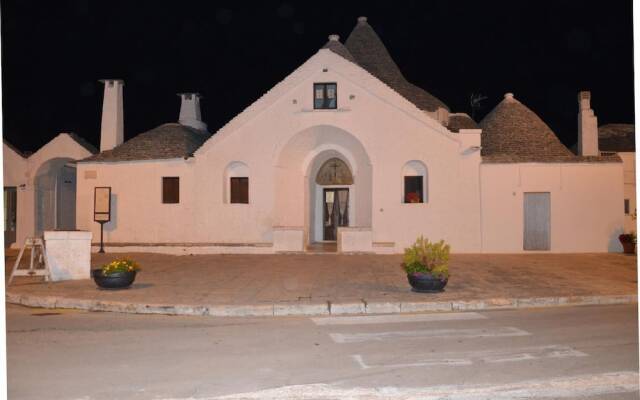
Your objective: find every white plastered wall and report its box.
[76,159,199,244]
[480,162,624,252]
[619,152,636,232]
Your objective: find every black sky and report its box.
[1,0,634,153]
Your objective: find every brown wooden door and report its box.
[323,188,349,241]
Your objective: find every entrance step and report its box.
[306,242,337,253]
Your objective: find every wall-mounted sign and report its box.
[94,187,111,222]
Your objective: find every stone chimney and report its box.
[99,79,124,152]
[178,93,207,131]
[577,91,598,156]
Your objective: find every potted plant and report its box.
[402,236,450,292]
[405,192,422,203]
[92,259,140,289]
[619,232,636,254]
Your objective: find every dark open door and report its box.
[323,188,349,241]
[4,187,17,248]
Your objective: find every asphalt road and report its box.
[6,304,639,399]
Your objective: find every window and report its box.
[404,176,424,203]
[624,199,630,215]
[225,162,249,204]
[230,177,249,204]
[162,177,179,204]
[402,160,427,203]
[314,83,337,109]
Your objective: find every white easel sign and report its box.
[94,187,111,222]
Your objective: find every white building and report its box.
[5,17,627,254]
[597,123,635,232]
[3,134,95,248]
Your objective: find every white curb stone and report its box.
[274,302,329,316]
[401,301,453,313]
[517,297,560,307]
[452,300,488,311]
[6,292,637,317]
[365,301,401,314]
[208,304,274,317]
[484,297,517,309]
[598,295,637,305]
[330,301,366,315]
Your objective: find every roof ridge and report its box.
[3,139,26,157]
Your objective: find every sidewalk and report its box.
[5,252,638,316]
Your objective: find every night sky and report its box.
[1,0,635,153]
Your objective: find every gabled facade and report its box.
[72,17,624,254]
[3,133,96,248]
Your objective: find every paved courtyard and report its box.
[5,251,638,315]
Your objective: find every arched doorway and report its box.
[313,157,354,241]
[34,158,77,235]
[274,125,372,249]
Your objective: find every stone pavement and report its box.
[4,251,638,316]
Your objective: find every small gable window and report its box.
[230,177,249,204]
[314,83,337,109]
[402,161,428,204]
[162,177,180,204]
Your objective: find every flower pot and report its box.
[621,242,636,254]
[92,269,137,289]
[407,273,448,293]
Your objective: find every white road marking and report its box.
[351,345,587,370]
[352,354,472,370]
[205,371,639,399]
[311,311,487,326]
[329,326,530,343]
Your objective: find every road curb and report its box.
[6,292,637,317]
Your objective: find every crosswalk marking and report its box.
[311,312,487,326]
[352,354,472,369]
[329,326,530,344]
[351,345,587,369]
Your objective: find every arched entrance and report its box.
[34,158,77,235]
[274,125,372,250]
[313,156,354,242]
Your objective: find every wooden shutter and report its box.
[230,177,249,204]
[162,177,179,204]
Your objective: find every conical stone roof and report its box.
[81,123,210,162]
[322,34,357,64]
[480,93,618,163]
[345,16,449,112]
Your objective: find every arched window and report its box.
[225,162,249,204]
[402,161,427,204]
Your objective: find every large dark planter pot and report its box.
[92,269,137,289]
[407,273,448,293]
[621,242,636,254]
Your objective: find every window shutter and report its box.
[230,177,249,204]
[162,177,180,204]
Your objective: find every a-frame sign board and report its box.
[7,237,51,286]
[94,186,112,253]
